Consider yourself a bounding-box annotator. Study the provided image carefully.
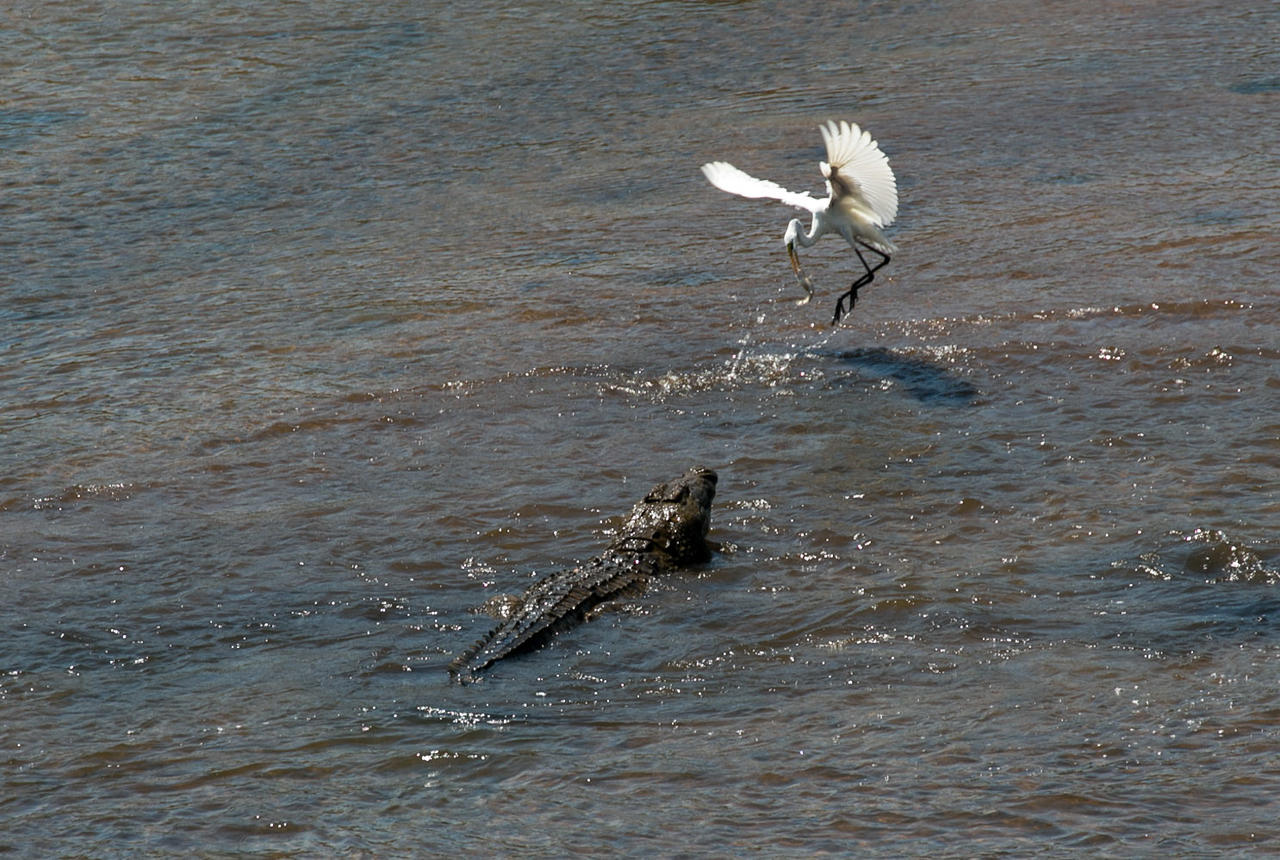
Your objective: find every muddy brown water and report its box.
[3,0,1278,854]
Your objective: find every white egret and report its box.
[701,120,898,324]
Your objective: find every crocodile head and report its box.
[610,466,717,565]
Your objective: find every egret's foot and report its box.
[831,285,861,325]
[831,266,878,325]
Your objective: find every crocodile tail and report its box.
[448,553,654,682]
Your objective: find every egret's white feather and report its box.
[819,120,898,227]
[700,161,823,213]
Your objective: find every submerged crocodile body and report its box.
[448,466,718,683]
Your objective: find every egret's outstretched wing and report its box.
[819,120,897,227]
[701,161,823,213]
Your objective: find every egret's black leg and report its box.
[831,270,873,324]
[831,243,891,325]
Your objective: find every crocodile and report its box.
[448,466,718,683]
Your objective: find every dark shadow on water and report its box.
[1104,530,1280,647]
[1238,597,1280,623]
[1228,75,1280,94]
[821,347,980,405]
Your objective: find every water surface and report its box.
[3,0,1278,854]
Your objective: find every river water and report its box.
[3,0,1278,854]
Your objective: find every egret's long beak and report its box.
[787,241,814,305]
